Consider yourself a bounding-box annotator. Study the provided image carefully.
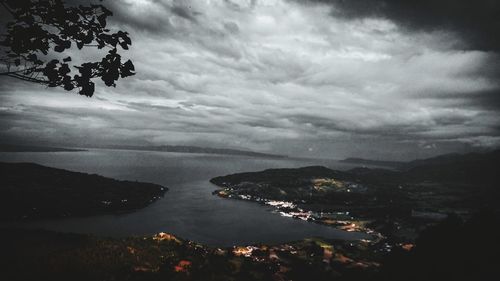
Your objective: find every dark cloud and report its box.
[223,0,257,11]
[82,0,204,35]
[421,88,500,112]
[300,0,500,52]
[170,5,199,22]
[223,21,239,34]
[1,0,500,159]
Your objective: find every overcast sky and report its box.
[1,0,499,160]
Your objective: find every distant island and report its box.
[0,143,87,152]
[0,162,167,220]
[109,145,287,158]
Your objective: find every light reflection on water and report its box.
[0,149,369,246]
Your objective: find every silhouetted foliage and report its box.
[0,0,134,97]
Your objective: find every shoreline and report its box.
[0,162,168,221]
[211,188,384,243]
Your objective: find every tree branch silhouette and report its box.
[0,0,135,97]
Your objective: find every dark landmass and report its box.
[375,211,500,281]
[211,150,500,242]
[400,150,499,182]
[342,149,499,174]
[340,158,404,168]
[0,162,167,220]
[110,145,287,158]
[1,150,498,280]
[2,211,498,281]
[0,228,378,281]
[0,144,86,152]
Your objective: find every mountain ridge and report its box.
[109,145,287,158]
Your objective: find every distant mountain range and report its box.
[342,149,499,171]
[0,144,86,152]
[340,157,404,168]
[0,143,286,158]
[400,150,499,183]
[344,149,500,184]
[109,145,287,159]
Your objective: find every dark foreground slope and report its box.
[0,228,379,281]
[1,212,498,281]
[0,162,167,220]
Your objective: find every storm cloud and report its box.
[1,0,499,160]
[301,0,500,52]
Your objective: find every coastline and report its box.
[0,162,168,221]
[211,186,383,243]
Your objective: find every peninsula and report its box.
[211,150,500,242]
[0,162,167,220]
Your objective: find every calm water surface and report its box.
[0,149,368,246]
